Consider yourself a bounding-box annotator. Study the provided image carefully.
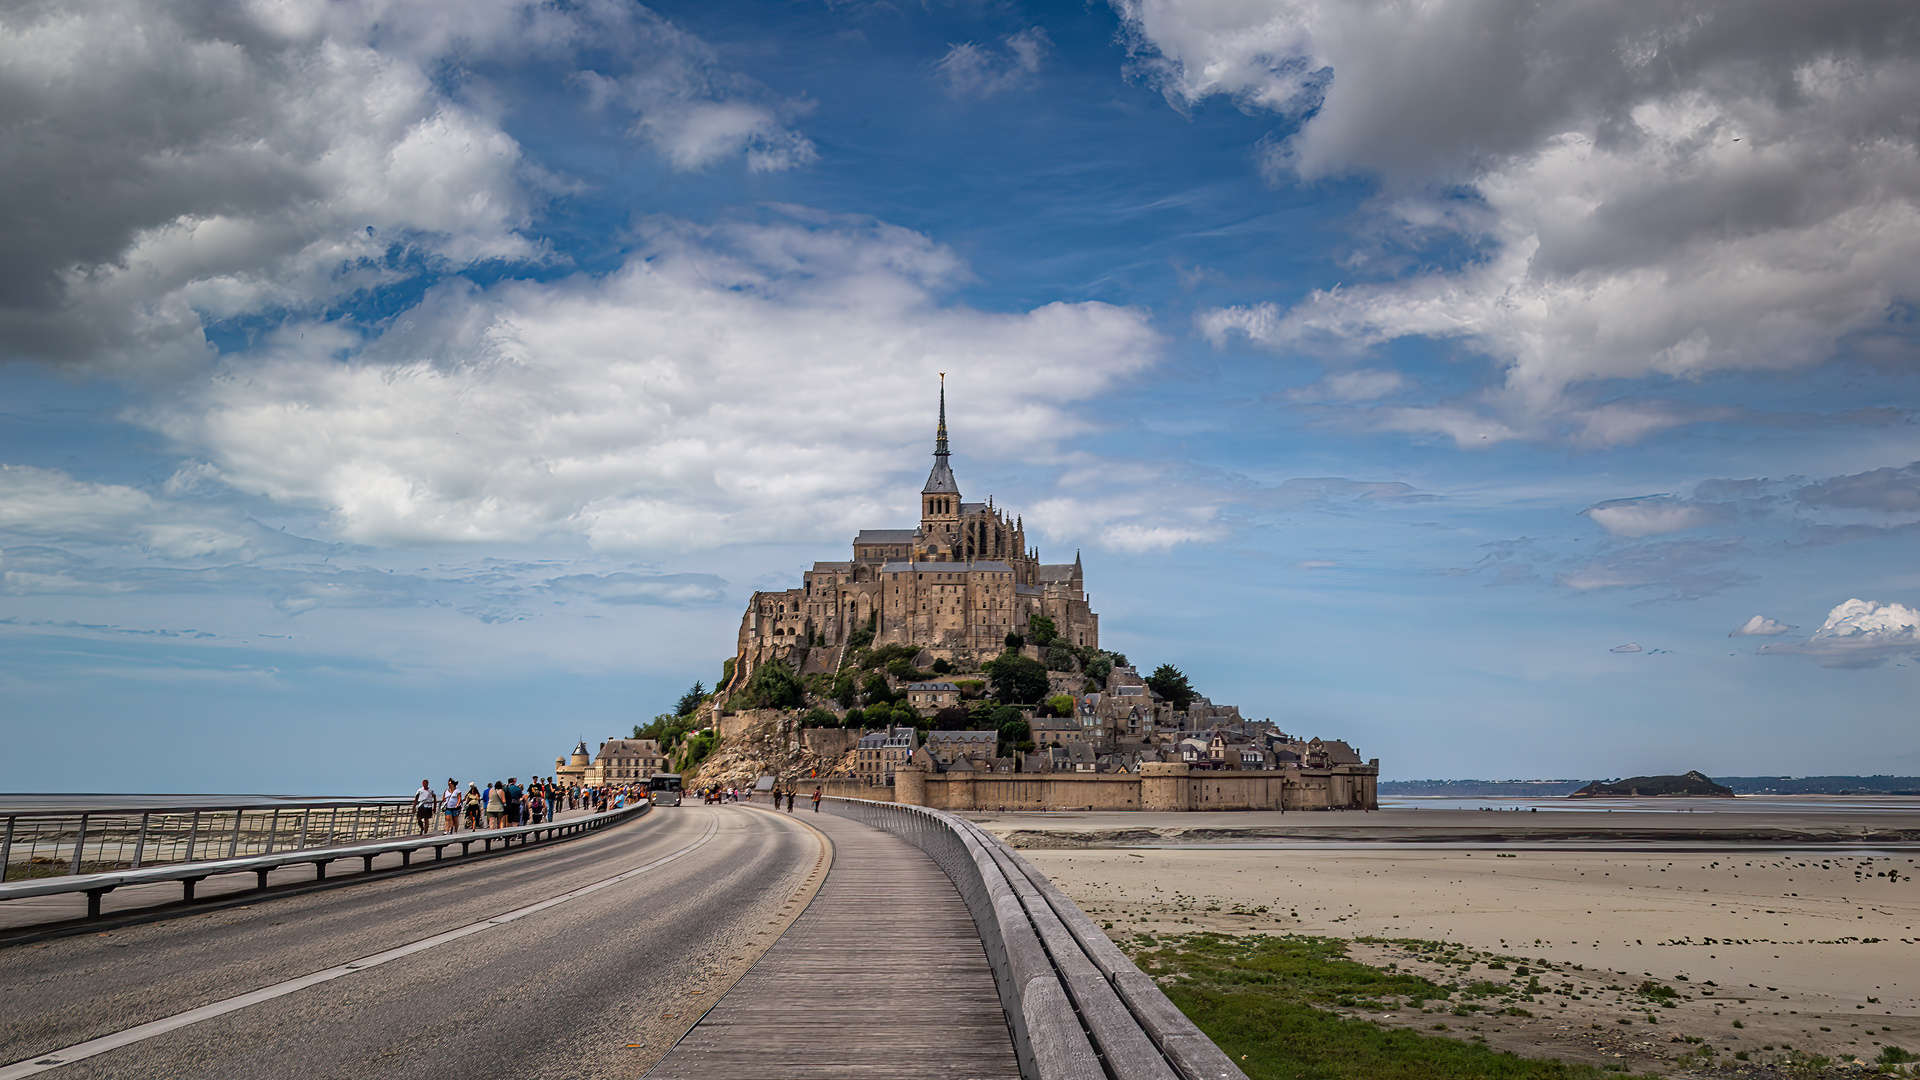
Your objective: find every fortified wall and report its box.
[818,759,1378,811]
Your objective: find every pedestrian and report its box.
[785,784,795,813]
[812,786,822,812]
[413,779,435,834]
[441,779,461,833]
[530,786,546,824]
[464,783,482,830]
[486,781,506,829]
[505,776,523,826]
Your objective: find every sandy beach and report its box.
[967,800,1920,1072]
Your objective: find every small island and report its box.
[1568,770,1735,798]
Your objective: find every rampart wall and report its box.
[890,761,1377,812]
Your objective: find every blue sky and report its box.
[5,0,1920,793]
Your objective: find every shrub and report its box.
[930,657,952,674]
[732,658,804,710]
[1003,632,1024,650]
[931,706,971,731]
[1046,693,1077,718]
[799,706,839,728]
[862,671,897,705]
[1044,644,1077,671]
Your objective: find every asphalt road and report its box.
[0,804,826,1080]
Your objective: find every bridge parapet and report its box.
[826,797,1247,1080]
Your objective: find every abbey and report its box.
[730,383,1098,686]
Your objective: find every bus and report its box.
[648,773,683,806]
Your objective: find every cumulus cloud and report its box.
[935,28,1050,97]
[0,0,812,376]
[1582,495,1732,538]
[1730,615,1791,637]
[1760,598,1920,667]
[1128,0,1920,444]
[0,465,319,562]
[140,213,1161,553]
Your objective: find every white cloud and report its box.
[0,1,813,376]
[141,214,1162,553]
[1609,643,1642,653]
[1759,598,1920,668]
[544,572,728,606]
[935,28,1050,97]
[1730,615,1790,637]
[1130,0,1920,445]
[1285,368,1402,402]
[1582,495,1732,538]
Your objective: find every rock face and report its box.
[1569,770,1735,798]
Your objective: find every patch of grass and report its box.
[1136,933,1617,1080]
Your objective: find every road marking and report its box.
[1,813,721,1079]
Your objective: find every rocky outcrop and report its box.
[1570,770,1734,798]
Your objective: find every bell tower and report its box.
[920,374,961,558]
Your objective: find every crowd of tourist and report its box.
[410,775,647,833]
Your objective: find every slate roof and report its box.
[923,459,959,494]
[961,502,989,515]
[1038,564,1077,583]
[906,681,960,692]
[855,529,917,544]
[810,561,853,573]
[927,730,995,744]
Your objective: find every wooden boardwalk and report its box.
[647,807,1020,1080]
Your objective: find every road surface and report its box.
[0,804,824,1080]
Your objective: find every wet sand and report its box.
[967,802,1920,1072]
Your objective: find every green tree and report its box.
[847,611,876,650]
[1146,663,1196,711]
[799,705,839,728]
[674,681,707,717]
[862,671,897,705]
[735,659,804,710]
[1046,693,1077,717]
[984,653,1050,704]
[886,656,924,682]
[1044,644,1076,671]
[930,705,970,730]
[843,706,866,728]
[996,714,1030,757]
[1083,652,1113,683]
[831,671,859,709]
[1003,632,1024,651]
[1027,614,1058,646]
[930,657,952,674]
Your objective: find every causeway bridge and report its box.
[0,796,1244,1080]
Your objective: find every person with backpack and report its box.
[812,786,823,812]
[504,777,523,826]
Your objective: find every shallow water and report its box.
[1378,795,1920,814]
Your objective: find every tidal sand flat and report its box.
[968,801,1920,1072]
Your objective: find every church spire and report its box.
[921,373,959,497]
[935,372,950,460]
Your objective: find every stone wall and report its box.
[890,761,1377,812]
[801,726,862,759]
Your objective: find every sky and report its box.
[4,0,1920,794]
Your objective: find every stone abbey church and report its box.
[730,384,1099,686]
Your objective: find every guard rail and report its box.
[0,802,649,921]
[826,797,1246,1080]
[1,797,420,881]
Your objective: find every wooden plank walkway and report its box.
[647,807,1020,1080]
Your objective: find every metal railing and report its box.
[0,799,416,882]
[0,802,649,922]
[826,797,1246,1080]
